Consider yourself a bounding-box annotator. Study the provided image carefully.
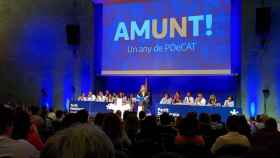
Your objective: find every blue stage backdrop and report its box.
[101,0,231,76]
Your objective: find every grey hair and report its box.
[41,124,115,158]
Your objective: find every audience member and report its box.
[139,111,146,121]
[61,113,78,128]
[251,117,280,157]
[211,115,251,154]
[12,110,40,156]
[116,110,122,119]
[94,113,105,127]
[198,113,212,145]
[102,113,131,150]
[76,109,89,124]
[47,108,56,121]
[2,100,279,158]
[0,105,39,158]
[29,106,44,129]
[175,116,205,146]
[238,115,252,140]
[41,124,114,158]
[158,113,177,151]
[124,112,139,144]
[52,110,64,132]
[137,116,159,140]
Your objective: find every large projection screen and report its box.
[101,0,231,76]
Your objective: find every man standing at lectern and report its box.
[137,84,151,113]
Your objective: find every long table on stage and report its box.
[156,104,242,121]
[69,101,242,121]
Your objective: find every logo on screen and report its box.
[114,14,213,41]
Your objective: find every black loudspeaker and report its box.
[256,7,271,35]
[66,24,80,45]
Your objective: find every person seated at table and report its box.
[127,94,136,107]
[172,91,182,104]
[112,93,118,103]
[106,93,114,103]
[105,90,110,97]
[78,92,87,101]
[122,94,129,104]
[195,93,206,106]
[87,91,96,101]
[208,94,218,106]
[224,96,235,107]
[96,91,106,102]
[118,92,124,99]
[183,92,194,105]
[160,93,172,104]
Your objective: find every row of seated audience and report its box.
[0,103,279,158]
[160,92,234,107]
[77,90,235,107]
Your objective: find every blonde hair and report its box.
[41,124,114,158]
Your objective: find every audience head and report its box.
[12,110,31,140]
[238,115,250,128]
[125,112,139,131]
[141,116,158,136]
[186,92,192,97]
[160,112,172,126]
[186,112,197,119]
[62,113,78,128]
[175,116,183,129]
[55,110,64,120]
[211,113,222,123]
[41,106,49,119]
[76,109,89,124]
[139,111,146,120]
[41,124,114,158]
[102,113,122,141]
[179,117,199,136]
[0,105,14,136]
[94,113,105,127]
[123,110,130,121]
[226,115,239,132]
[199,113,210,124]
[264,117,278,132]
[115,110,122,119]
